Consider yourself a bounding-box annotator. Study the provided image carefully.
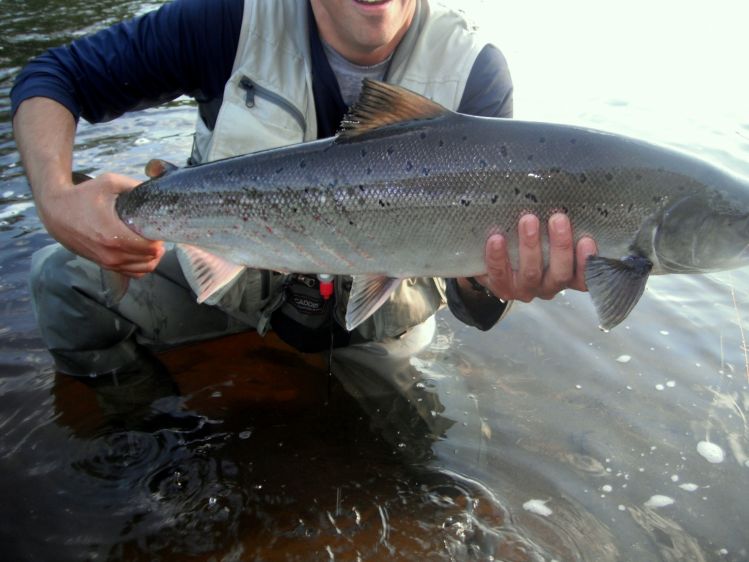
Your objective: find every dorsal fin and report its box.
[337,79,449,140]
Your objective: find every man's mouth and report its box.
[353,0,391,5]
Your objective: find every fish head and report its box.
[654,186,749,273]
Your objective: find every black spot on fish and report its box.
[635,173,643,181]
[422,167,430,176]
[361,148,367,158]
[605,173,614,181]
[491,194,499,204]
[358,184,365,191]
[275,167,284,174]
[525,193,538,203]
[299,160,306,168]
[406,161,414,171]
[420,132,427,140]
[570,138,577,144]
[460,198,470,207]
[292,207,297,213]
[366,167,372,175]
[479,159,488,168]
[527,154,534,161]
[387,146,394,155]
[627,203,634,213]
[349,220,355,226]
[462,135,468,142]
[539,137,546,143]
[550,167,561,174]
[379,199,386,207]
[500,145,508,158]
[561,206,569,213]
[579,173,587,183]
[438,139,444,147]
[514,187,521,196]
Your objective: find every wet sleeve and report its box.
[10,0,242,123]
[446,43,514,330]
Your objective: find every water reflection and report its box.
[37,331,574,561]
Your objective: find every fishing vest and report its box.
[189,0,486,342]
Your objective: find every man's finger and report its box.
[483,234,515,301]
[514,214,543,301]
[571,236,597,291]
[540,213,574,298]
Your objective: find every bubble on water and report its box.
[211,391,222,398]
[616,354,631,363]
[134,137,150,145]
[655,384,665,391]
[659,330,669,336]
[679,483,699,492]
[644,495,674,508]
[601,485,613,493]
[238,430,252,440]
[666,380,676,388]
[670,474,679,482]
[522,499,552,517]
[697,441,725,464]
[2,191,13,198]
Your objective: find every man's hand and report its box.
[473,213,597,302]
[13,97,164,278]
[37,173,164,278]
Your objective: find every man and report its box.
[11,0,596,380]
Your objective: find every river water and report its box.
[1,0,748,560]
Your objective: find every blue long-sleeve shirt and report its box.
[11,0,513,128]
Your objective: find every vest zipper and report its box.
[239,76,307,135]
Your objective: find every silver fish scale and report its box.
[118,113,740,277]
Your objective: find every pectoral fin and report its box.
[345,275,404,331]
[585,255,653,331]
[176,244,245,305]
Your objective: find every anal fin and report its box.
[345,275,404,331]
